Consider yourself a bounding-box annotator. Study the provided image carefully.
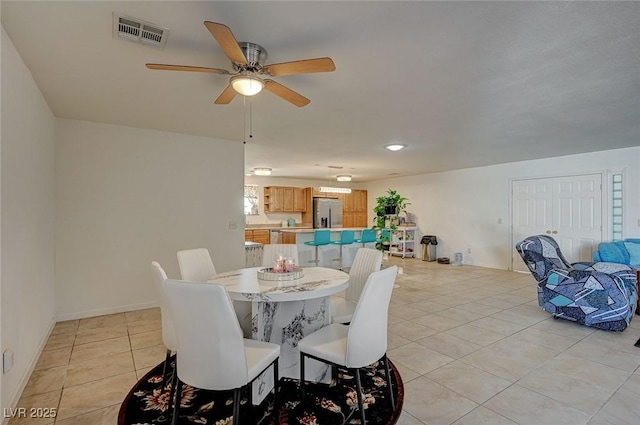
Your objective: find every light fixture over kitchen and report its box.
[253,167,272,176]
[336,175,352,182]
[385,144,406,151]
[319,186,352,194]
[318,166,351,194]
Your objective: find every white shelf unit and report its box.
[389,226,417,258]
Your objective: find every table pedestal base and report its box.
[251,297,332,404]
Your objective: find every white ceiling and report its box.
[2,1,639,182]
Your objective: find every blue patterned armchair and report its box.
[516,235,637,331]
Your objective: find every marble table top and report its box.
[209,266,349,302]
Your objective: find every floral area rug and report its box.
[118,356,403,425]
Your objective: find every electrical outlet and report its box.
[467,248,471,254]
[229,220,237,229]
[3,349,14,374]
[498,218,503,224]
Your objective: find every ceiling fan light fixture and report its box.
[231,74,264,96]
[253,167,272,176]
[336,175,352,182]
[385,144,406,152]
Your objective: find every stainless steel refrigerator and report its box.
[313,198,343,228]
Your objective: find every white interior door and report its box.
[552,175,602,263]
[512,174,602,271]
[512,180,553,272]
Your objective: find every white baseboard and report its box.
[56,300,160,322]
[3,318,56,425]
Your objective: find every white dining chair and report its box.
[177,247,252,337]
[299,266,396,424]
[163,278,280,425]
[150,261,179,420]
[261,244,300,267]
[331,248,383,324]
[176,248,216,282]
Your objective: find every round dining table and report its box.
[209,266,349,404]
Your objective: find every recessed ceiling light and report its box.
[336,175,352,182]
[254,168,272,176]
[385,144,406,152]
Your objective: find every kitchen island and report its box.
[281,227,376,268]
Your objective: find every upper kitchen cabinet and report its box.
[293,187,307,212]
[264,186,307,213]
[353,189,367,213]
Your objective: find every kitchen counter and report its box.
[280,227,368,233]
[283,228,377,268]
[245,224,313,230]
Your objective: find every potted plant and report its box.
[372,189,410,254]
[372,189,410,230]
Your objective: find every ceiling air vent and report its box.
[113,13,169,49]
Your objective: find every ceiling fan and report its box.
[146,21,336,107]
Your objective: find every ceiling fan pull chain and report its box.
[249,101,253,139]
[242,96,246,144]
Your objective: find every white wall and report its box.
[366,147,640,270]
[1,26,56,412]
[55,119,244,319]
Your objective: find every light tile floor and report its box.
[10,258,640,425]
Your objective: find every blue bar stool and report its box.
[331,230,355,270]
[354,228,377,248]
[304,230,331,266]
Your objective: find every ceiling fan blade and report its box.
[214,85,237,105]
[264,57,336,76]
[146,64,230,74]
[264,80,310,107]
[204,21,248,65]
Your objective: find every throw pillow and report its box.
[598,242,627,264]
[624,242,640,266]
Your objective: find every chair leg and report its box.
[167,363,178,422]
[354,368,366,425]
[300,352,306,403]
[161,349,172,390]
[273,358,279,407]
[233,388,241,425]
[172,378,183,425]
[382,354,395,410]
[330,364,339,387]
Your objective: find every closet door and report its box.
[552,175,602,263]
[512,174,602,271]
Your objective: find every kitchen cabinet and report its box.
[293,187,307,212]
[353,189,367,213]
[343,211,368,228]
[282,232,296,244]
[264,186,283,212]
[245,229,270,244]
[283,187,294,211]
[340,189,366,213]
[264,186,308,213]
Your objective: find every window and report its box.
[244,184,259,215]
[612,173,623,241]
